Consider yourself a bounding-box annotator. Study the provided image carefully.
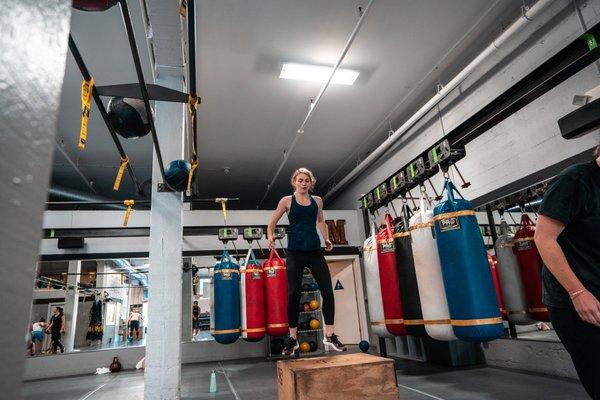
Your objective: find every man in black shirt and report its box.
[535,144,600,399]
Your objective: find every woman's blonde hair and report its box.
[291,168,316,190]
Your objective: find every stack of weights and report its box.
[433,179,503,341]
[262,249,289,336]
[494,219,534,325]
[240,249,265,342]
[487,253,507,319]
[394,204,427,337]
[376,213,406,335]
[409,192,456,340]
[513,214,549,321]
[212,250,240,344]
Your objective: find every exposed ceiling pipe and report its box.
[257,0,375,208]
[113,259,148,287]
[323,0,558,203]
[54,138,98,194]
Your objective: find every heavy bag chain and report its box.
[123,200,135,226]
[187,95,200,195]
[79,77,95,149]
[113,156,129,191]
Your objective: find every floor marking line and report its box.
[79,377,114,400]
[219,362,241,400]
[397,383,446,400]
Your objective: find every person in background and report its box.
[192,301,200,339]
[128,308,143,340]
[46,307,66,354]
[30,317,46,355]
[267,167,347,356]
[534,143,600,399]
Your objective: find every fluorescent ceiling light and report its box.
[279,63,359,85]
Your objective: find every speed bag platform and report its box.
[364,227,395,338]
[433,180,503,342]
[241,249,266,342]
[376,214,407,336]
[514,214,549,322]
[495,220,534,325]
[394,205,427,337]
[212,249,241,344]
[263,249,289,336]
[409,193,456,341]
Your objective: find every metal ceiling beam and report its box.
[257,0,375,208]
[68,34,144,196]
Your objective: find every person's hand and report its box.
[61,329,66,334]
[324,240,333,251]
[268,238,275,250]
[572,290,600,327]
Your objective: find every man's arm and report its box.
[534,214,600,326]
[315,197,332,251]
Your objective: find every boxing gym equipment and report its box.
[376,213,407,336]
[434,179,503,341]
[270,338,285,355]
[302,283,311,292]
[514,214,549,321]
[263,249,289,336]
[409,191,456,341]
[494,219,534,325]
[309,318,320,330]
[309,282,318,291]
[309,341,318,352]
[394,202,427,337]
[211,249,241,344]
[359,340,370,352]
[487,253,507,319]
[109,357,122,373]
[299,342,311,353]
[106,97,151,139]
[302,302,311,312]
[364,223,394,338]
[165,160,192,192]
[72,0,118,12]
[240,249,266,342]
[309,300,319,310]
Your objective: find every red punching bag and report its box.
[513,214,549,321]
[241,249,266,342]
[376,213,406,336]
[263,249,289,336]
[487,253,507,319]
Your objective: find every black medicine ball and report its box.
[107,97,151,139]
[165,160,191,192]
[72,0,119,11]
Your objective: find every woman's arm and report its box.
[534,214,600,326]
[314,197,332,251]
[267,197,289,249]
[61,315,66,333]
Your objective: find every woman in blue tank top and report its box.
[268,168,347,355]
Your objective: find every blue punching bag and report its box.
[211,249,241,344]
[433,179,503,342]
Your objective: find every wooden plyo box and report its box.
[277,353,399,400]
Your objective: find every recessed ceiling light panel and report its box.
[279,63,359,85]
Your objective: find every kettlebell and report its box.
[109,356,122,373]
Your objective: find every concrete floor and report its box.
[22,356,588,400]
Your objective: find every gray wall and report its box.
[329,1,600,211]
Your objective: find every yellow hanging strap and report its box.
[216,198,227,222]
[113,157,129,191]
[123,200,135,226]
[186,96,199,195]
[178,0,187,17]
[79,77,95,149]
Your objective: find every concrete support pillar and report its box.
[0,2,71,398]
[182,258,193,342]
[64,260,81,352]
[144,73,185,400]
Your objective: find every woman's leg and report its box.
[285,251,305,339]
[51,333,59,354]
[307,251,335,333]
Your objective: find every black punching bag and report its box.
[394,203,427,337]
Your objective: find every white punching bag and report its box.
[409,191,456,341]
[364,221,395,338]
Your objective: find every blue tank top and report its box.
[287,195,321,252]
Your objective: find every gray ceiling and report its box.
[51,0,522,209]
